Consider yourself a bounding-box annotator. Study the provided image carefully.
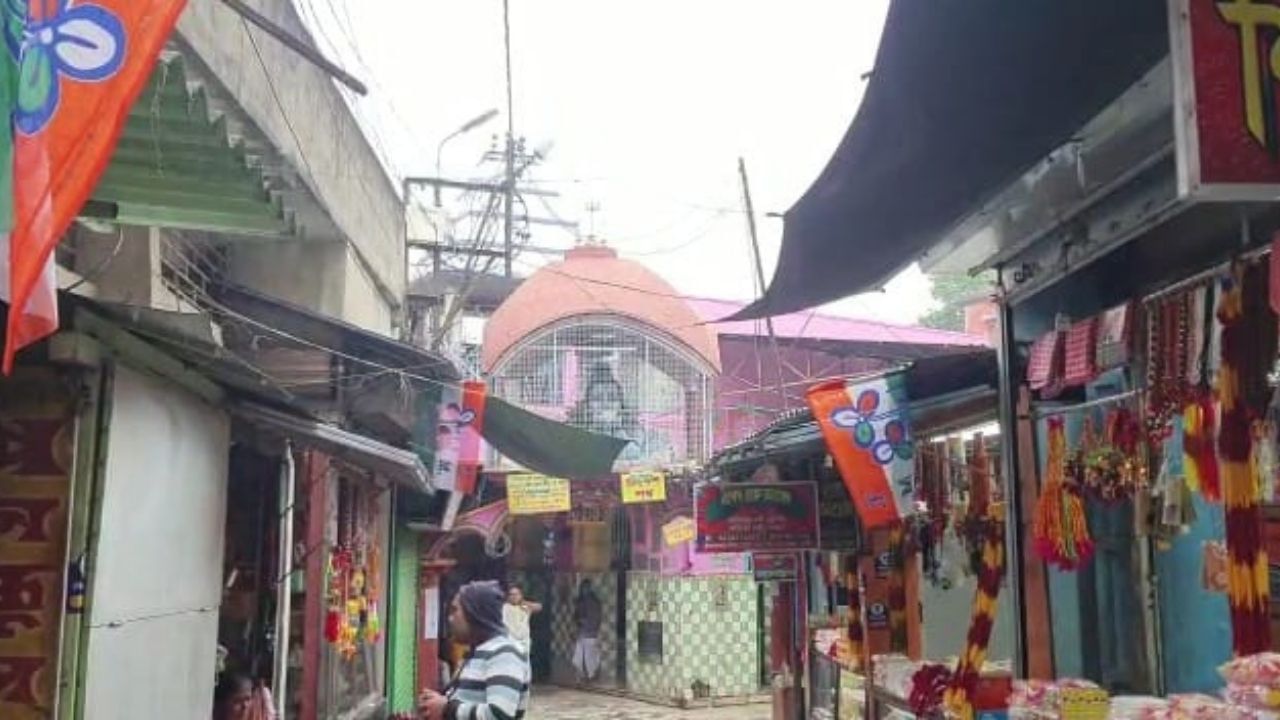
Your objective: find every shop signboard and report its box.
[1170,0,1280,200]
[620,471,666,504]
[507,474,571,515]
[753,553,799,582]
[662,516,696,547]
[694,482,819,554]
[690,552,750,576]
[0,371,73,719]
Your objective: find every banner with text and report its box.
[507,473,571,515]
[694,482,819,554]
[621,471,667,504]
[1170,0,1280,200]
[662,516,696,547]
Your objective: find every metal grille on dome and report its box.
[490,317,714,469]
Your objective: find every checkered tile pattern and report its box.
[549,571,620,686]
[626,573,761,702]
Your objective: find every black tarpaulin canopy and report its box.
[728,0,1169,321]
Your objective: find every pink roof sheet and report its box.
[686,297,989,348]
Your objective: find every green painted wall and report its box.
[386,523,420,713]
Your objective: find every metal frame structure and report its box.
[489,314,716,468]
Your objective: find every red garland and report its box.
[1219,272,1271,655]
[909,663,954,715]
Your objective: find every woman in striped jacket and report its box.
[421,581,531,720]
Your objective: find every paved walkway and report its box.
[527,687,772,720]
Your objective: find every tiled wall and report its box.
[626,572,761,702]
[549,571,621,686]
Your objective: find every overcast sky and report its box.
[298,0,934,324]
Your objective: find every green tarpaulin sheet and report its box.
[481,396,628,479]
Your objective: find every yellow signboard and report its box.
[621,471,667,504]
[662,516,696,547]
[507,474,571,515]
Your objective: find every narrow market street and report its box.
[15,0,1280,717]
[527,687,772,720]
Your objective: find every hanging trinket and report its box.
[324,549,348,644]
[1033,418,1094,570]
[1084,407,1148,502]
[1146,294,1191,442]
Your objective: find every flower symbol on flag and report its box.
[5,0,126,135]
[830,388,912,466]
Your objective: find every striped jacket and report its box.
[445,634,530,720]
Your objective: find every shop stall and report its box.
[705,351,1016,720]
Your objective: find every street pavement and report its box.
[527,687,772,720]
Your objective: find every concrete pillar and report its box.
[417,559,456,693]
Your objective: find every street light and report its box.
[435,108,500,206]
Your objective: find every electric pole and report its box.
[739,157,789,409]
[502,0,516,277]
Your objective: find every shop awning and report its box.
[480,396,630,480]
[706,350,998,472]
[728,0,1169,321]
[86,49,342,240]
[234,403,431,492]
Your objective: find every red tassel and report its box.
[325,605,342,643]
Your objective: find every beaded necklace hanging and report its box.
[1146,295,1190,443]
[1033,418,1093,570]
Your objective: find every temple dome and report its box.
[481,244,721,373]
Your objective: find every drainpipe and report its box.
[274,441,296,717]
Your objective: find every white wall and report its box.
[83,366,230,719]
[177,0,405,331]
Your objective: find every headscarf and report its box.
[457,580,506,640]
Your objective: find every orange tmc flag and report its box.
[806,372,915,529]
[1,0,187,372]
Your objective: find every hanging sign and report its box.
[694,482,819,554]
[1170,0,1280,200]
[423,587,440,640]
[874,550,893,579]
[807,373,914,529]
[621,471,667,504]
[866,601,889,630]
[507,474,571,515]
[753,554,799,582]
[662,516,696,547]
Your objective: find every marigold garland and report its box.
[887,523,909,653]
[1033,418,1094,570]
[944,507,1005,720]
[1184,391,1221,500]
[1218,273,1271,655]
[844,557,865,671]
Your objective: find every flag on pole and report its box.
[807,372,915,528]
[1,0,187,372]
